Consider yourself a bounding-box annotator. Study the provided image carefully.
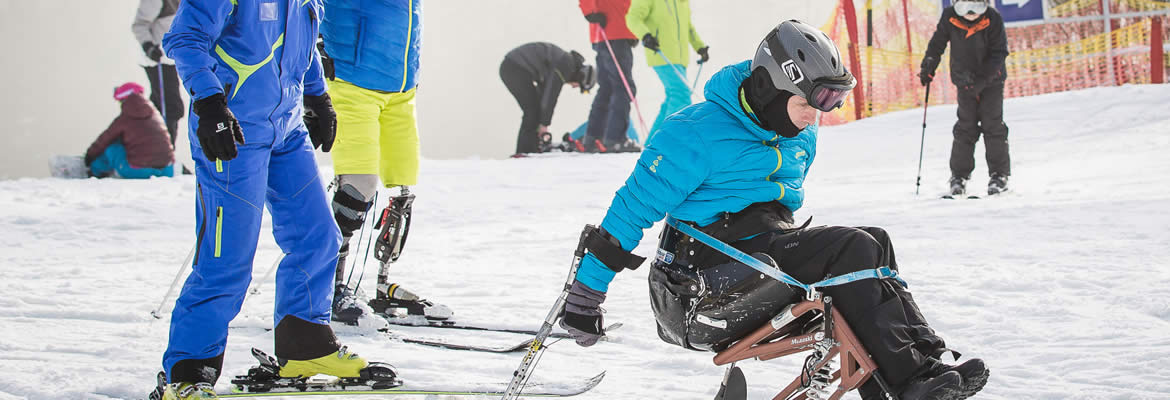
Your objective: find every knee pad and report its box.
[332,174,379,236]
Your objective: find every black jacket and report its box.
[503,42,584,125]
[924,6,1010,87]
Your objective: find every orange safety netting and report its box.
[818,0,1170,125]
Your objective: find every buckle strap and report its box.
[584,226,646,273]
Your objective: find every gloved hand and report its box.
[303,93,337,152]
[919,56,938,87]
[641,34,660,52]
[142,42,163,62]
[559,280,606,347]
[584,12,607,28]
[316,40,335,81]
[192,93,245,161]
[697,46,710,64]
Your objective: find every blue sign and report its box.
[940,1,1045,23]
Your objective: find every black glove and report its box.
[697,46,710,64]
[954,71,983,92]
[303,93,337,152]
[641,34,660,52]
[559,280,606,347]
[316,39,335,81]
[584,12,607,28]
[142,42,163,62]
[192,93,245,161]
[919,56,939,86]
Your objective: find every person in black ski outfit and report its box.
[920,0,1011,197]
[499,42,597,156]
[556,20,989,400]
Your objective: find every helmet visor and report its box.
[954,1,988,16]
[808,75,856,112]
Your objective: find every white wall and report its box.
[0,0,834,179]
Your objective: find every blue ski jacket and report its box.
[321,0,422,93]
[163,0,327,144]
[577,60,819,292]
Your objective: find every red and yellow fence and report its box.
[818,0,1170,125]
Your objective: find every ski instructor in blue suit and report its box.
[159,0,380,398]
[557,20,989,400]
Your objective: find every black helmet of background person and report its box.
[577,64,597,94]
[749,19,856,113]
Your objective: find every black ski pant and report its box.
[144,64,186,145]
[951,83,1009,179]
[585,40,635,145]
[500,59,543,154]
[740,226,946,389]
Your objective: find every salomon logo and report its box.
[781,60,804,85]
[216,122,228,133]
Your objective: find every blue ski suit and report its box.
[576,60,819,292]
[161,0,340,380]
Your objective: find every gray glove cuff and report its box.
[565,280,606,316]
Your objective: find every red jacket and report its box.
[580,0,636,43]
[86,93,174,169]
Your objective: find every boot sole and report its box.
[956,369,989,399]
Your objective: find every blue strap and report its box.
[664,217,907,292]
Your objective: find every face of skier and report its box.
[956,0,988,21]
[787,95,818,130]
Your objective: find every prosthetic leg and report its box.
[366,187,453,321]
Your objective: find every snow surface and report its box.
[1,84,1169,399]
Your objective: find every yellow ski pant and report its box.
[328,79,420,187]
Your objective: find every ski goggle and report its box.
[805,75,857,112]
[954,1,988,16]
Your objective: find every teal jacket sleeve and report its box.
[161,0,234,101]
[576,126,712,292]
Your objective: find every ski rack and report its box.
[501,225,594,400]
[711,295,898,400]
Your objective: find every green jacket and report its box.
[626,0,706,67]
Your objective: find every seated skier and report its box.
[557,20,988,400]
[84,82,175,179]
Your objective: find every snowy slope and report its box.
[1,84,1168,400]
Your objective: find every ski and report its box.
[388,323,622,353]
[380,316,622,339]
[219,372,605,398]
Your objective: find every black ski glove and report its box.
[303,93,337,152]
[559,280,606,347]
[316,39,335,81]
[697,46,710,64]
[642,34,660,52]
[142,42,163,62]
[584,12,607,28]
[919,56,938,86]
[192,93,245,162]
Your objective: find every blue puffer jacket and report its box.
[577,60,819,292]
[164,0,327,145]
[321,0,422,93]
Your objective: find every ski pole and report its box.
[598,29,651,144]
[157,63,168,139]
[247,253,285,296]
[915,84,931,196]
[151,243,195,319]
[501,225,594,400]
[654,50,691,91]
[690,59,706,94]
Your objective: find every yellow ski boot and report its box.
[278,346,369,378]
[161,382,218,400]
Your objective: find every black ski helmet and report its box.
[750,20,856,112]
[577,64,597,94]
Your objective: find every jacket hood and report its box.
[121,93,157,120]
[703,60,814,142]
